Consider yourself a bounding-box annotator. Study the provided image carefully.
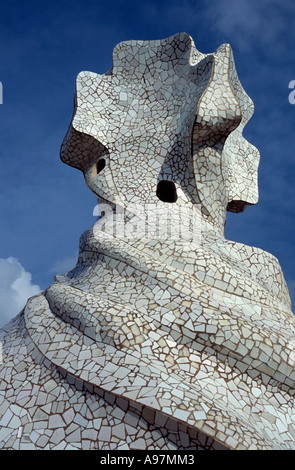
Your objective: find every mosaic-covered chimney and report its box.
[0,33,294,451]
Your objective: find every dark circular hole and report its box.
[227,200,248,213]
[156,180,178,203]
[96,158,106,174]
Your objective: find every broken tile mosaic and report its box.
[0,32,294,450]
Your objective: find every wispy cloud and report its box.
[204,0,295,53]
[0,257,41,328]
[49,252,78,275]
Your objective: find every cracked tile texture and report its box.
[0,33,294,450]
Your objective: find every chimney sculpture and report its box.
[0,33,294,450]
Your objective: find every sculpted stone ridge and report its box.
[0,33,294,450]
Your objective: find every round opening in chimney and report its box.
[156,180,178,203]
[96,158,106,175]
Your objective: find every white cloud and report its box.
[0,257,41,329]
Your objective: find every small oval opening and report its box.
[156,180,178,203]
[96,158,106,175]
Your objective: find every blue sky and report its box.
[0,0,295,326]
